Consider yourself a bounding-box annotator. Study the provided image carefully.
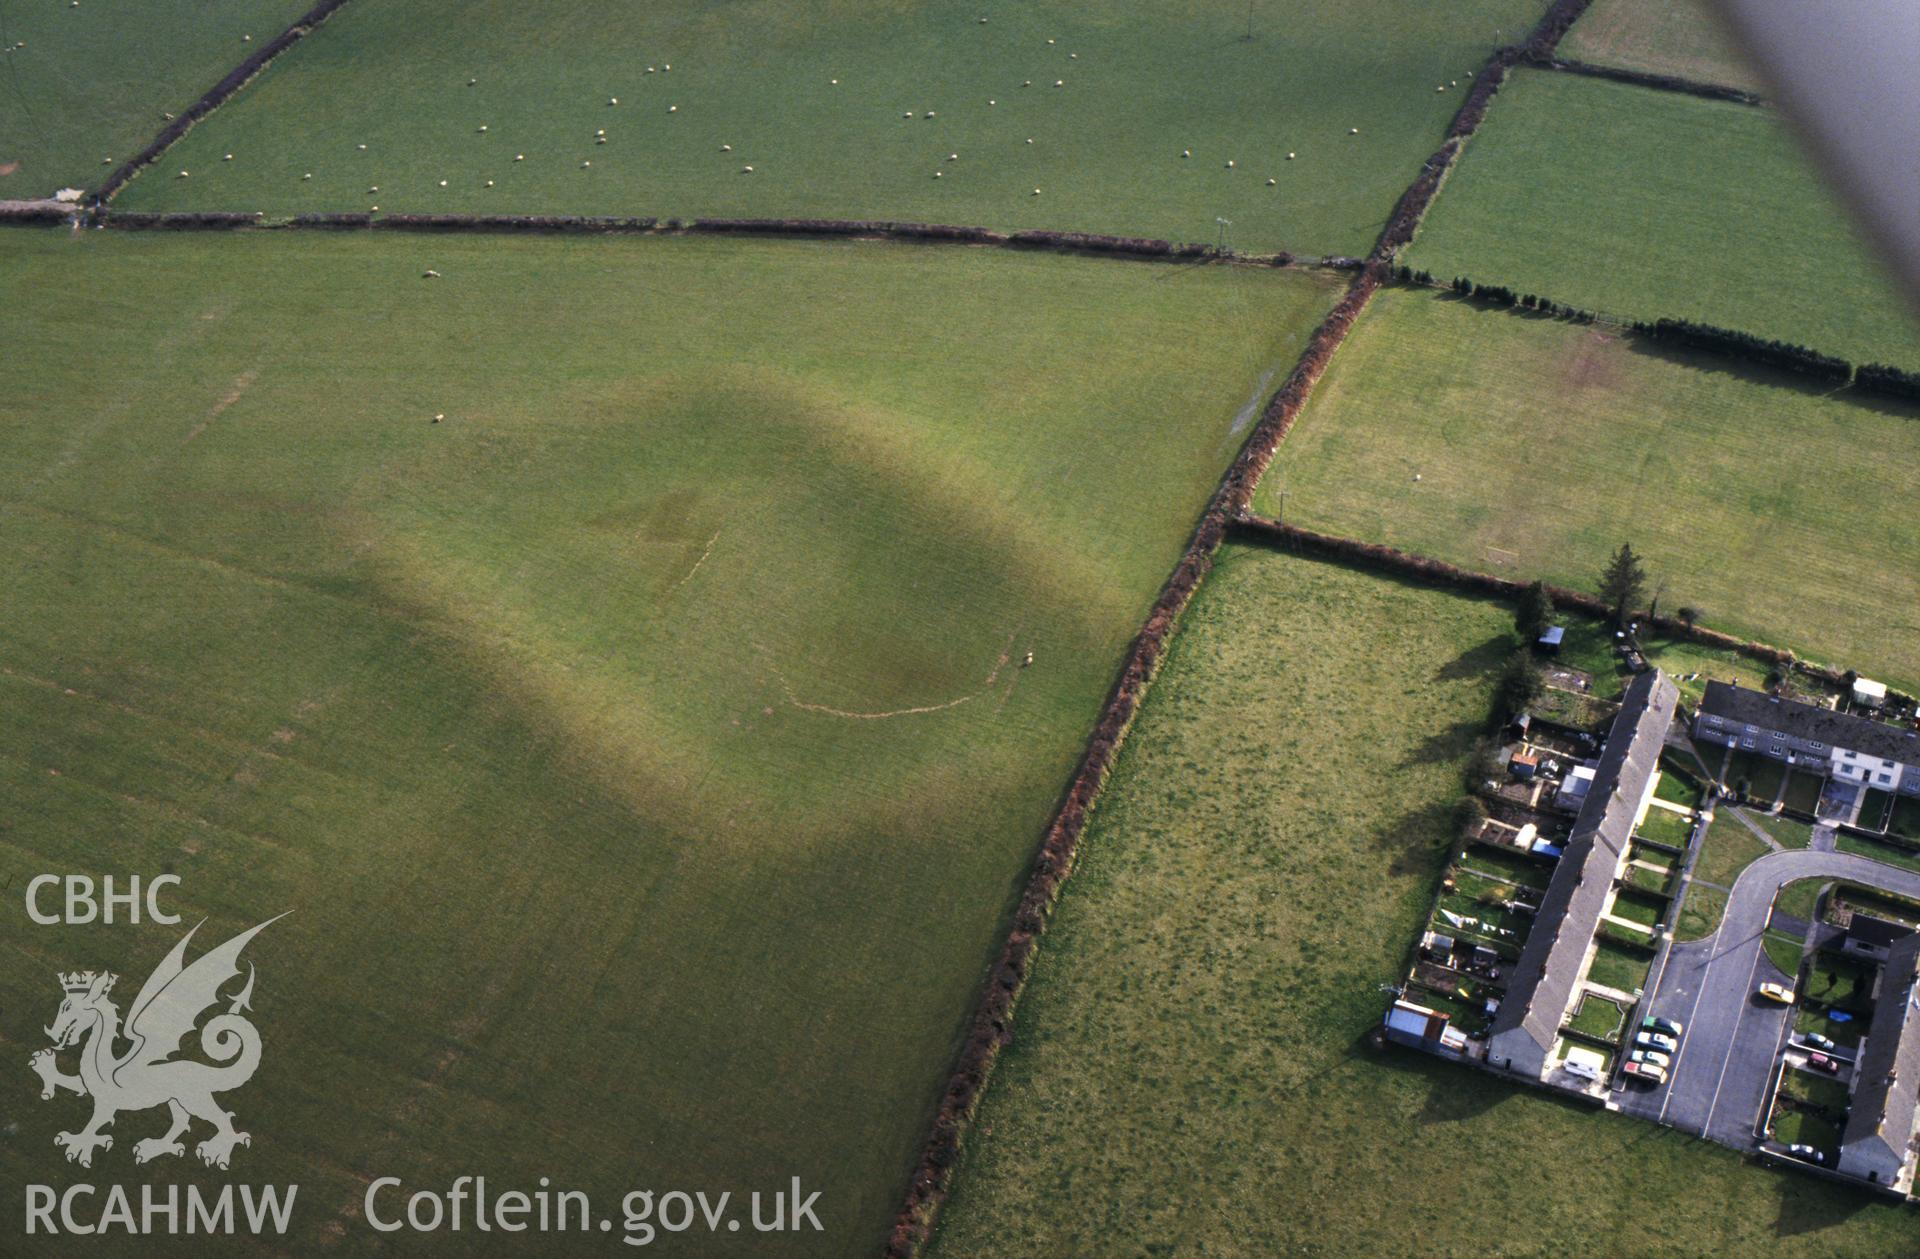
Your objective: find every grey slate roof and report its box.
[1842,933,1920,1180]
[1700,682,1920,765]
[1488,670,1680,1073]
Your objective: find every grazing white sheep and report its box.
[369,185,378,192]
[663,64,671,71]
[903,110,913,118]
[178,169,189,178]
[925,110,935,117]
[1032,187,1041,195]
[468,78,476,86]
[1266,177,1276,186]
[742,165,753,173]
[478,125,488,132]
[357,143,367,150]
[948,152,958,161]
[988,98,996,105]
[1287,151,1296,159]
[423,269,440,278]
[242,34,250,42]
[1070,52,1078,59]
[1047,38,1055,45]
[647,66,656,73]
[438,179,447,186]
[224,153,234,161]
[609,97,619,105]
[1182,149,1191,158]
[668,105,677,112]
[1023,651,1034,667]
[979,16,987,22]
[1225,159,1234,168]
[1025,137,1034,144]
[433,413,444,423]
[1022,80,1031,87]
[721,143,731,151]
[302,172,311,180]
[831,78,838,84]
[370,205,378,211]
[515,154,524,161]
[596,136,607,144]
[933,171,942,178]
[484,180,494,187]
[1436,85,1446,91]
[1054,79,1063,87]
[1349,127,1359,134]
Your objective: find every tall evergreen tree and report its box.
[1598,543,1648,627]
[1516,580,1554,642]
[1497,648,1545,718]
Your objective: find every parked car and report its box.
[1642,1016,1685,1037]
[1787,1143,1827,1166]
[1804,1032,1837,1053]
[1636,1031,1678,1053]
[1758,982,1797,1005]
[1623,1061,1668,1084]
[1629,1049,1672,1069]
[1808,1052,1841,1075]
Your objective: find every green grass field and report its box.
[1407,69,1920,368]
[929,547,1920,1255]
[0,0,313,196]
[0,228,1338,1254]
[1251,287,1920,690]
[107,0,1544,255]
[1559,0,1763,92]
[1696,814,1770,886]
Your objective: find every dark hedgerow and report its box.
[1631,317,1853,382]
[1855,363,1920,403]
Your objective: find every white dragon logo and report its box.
[28,915,285,1170]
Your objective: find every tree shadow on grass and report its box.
[1434,632,1513,682]
[1400,717,1486,769]
[1372,801,1457,878]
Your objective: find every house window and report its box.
[1811,742,1824,751]
[1881,773,1894,785]
[1742,737,1755,749]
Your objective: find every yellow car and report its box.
[1757,981,1796,1005]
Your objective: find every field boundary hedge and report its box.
[887,6,1590,1256]
[33,208,1330,268]
[1381,272,1920,402]
[94,0,358,205]
[1228,515,1913,705]
[1538,56,1764,107]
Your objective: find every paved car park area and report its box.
[1618,849,1920,1151]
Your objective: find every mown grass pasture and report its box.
[930,548,1920,1255]
[1559,0,1763,92]
[0,229,1338,1255]
[0,0,313,196]
[108,0,1544,256]
[1407,69,1920,368]
[1252,287,1920,690]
